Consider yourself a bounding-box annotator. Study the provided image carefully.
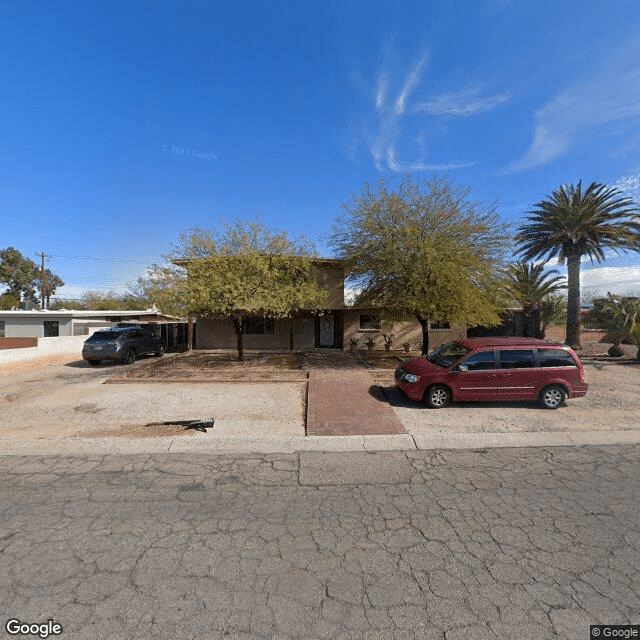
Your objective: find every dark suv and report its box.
[82,326,165,365]
[395,337,588,409]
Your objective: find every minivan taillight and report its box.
[579,366,585,383]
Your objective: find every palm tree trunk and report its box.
[566,254,582,349]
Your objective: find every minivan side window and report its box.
[461,351,496,371]
[538,349,577,367]
[499,349,535,369]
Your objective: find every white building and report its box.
[0,309,170,338]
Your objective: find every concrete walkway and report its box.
[306,350,406,436]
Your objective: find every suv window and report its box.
[461,351,496,371]
[499,349,535,369]
[87,331,117,342]
[538,349,577,367]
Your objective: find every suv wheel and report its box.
[154,344,165,357]
[425,384,451,409]
[539,384,566,410]
[123,348,136,365]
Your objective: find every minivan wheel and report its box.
[154,344,165,357]
[539,384,566,410]
[122,349,136,365]
[425,384,451,409]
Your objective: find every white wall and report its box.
[2,317,73,338]
[0,334,96,366]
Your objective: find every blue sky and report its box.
[2,0,640,302]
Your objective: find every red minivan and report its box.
[395,337,588,409]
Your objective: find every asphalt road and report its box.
[1,446,639,640]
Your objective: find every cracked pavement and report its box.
[1,445,639,639]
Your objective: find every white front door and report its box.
[319,314,334,347]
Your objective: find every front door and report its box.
[318,314,335,347]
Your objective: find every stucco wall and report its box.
[342,309,465,351]
[196,316,316,350]
[0,316,73,338]
[0,334,94,365]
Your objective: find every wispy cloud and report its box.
[395,54,428,115]
[363,50,483,172]
[386,147,476,172]
[503,56,640,173]
[415,87,509,116]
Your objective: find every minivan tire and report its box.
[425,384,452,409]
[539,384,566,410]
[154,344,165,357]
[122,349,136,365]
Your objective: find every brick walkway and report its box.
[306,351,407,436]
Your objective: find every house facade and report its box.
[191,258,464,351]
[0,309,172,339]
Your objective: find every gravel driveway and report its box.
[379,359,640,435]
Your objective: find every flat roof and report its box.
[0,309,161,318]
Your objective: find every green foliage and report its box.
[516,181,640,348]
[187,253,328,321]
[588,294,640,357]
[0,247,65,307]
[141,220,328,360]
[81,290,151,311]
[0,247,39,302]
[539,296,567,335]
[504,262,565,310]
[330,175,510,353]
[0,291,21,310]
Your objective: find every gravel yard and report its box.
[0,356,306,444]
[1,349,639,451]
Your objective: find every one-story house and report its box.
[0,308,173,339]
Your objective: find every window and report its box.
[499,349,535,369]
[461,351,496,371]
[0,320,4,337]
[359,314,381,330]
[539,349,577,367]
[245,317,275,335]
[43,320,59,337]
[429,321,450,330]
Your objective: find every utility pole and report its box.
[35,252,51,310]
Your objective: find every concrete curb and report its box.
[2,429,639,456]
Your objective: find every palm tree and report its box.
[504,261,565,336]
[515,181,640,348]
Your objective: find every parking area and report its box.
[376,359,640,435]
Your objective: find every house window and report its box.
[245,317,275,335]
[0,320,4,337]
[359,314,381,330]
[429,321,450,331]
[43,320,59,337]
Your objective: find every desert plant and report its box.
[516,181,640,349]
[382,333,394,351]
[364,336,375,350]
[348,336,360,351]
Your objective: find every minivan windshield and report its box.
[426,341,470,368]
[87,332,118,342]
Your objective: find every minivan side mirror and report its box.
[457,364,469,372]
